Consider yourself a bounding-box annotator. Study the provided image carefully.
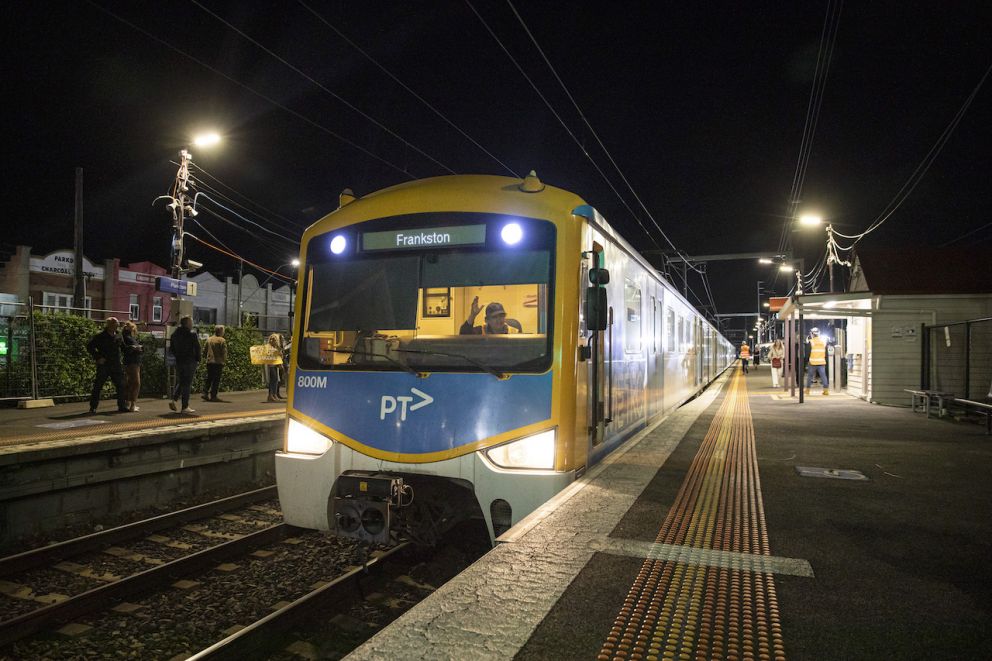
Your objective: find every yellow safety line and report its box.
[598,367,786,661]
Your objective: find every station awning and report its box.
[777,291,874,319]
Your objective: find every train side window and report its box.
[665,307,675,351]
[623,279,642,353]
[651,296,657,354]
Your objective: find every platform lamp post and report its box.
[778,258,806,402]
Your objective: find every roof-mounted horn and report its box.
[338,188,357,208]
[519,170,545,193]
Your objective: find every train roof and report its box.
[303,174,588,241]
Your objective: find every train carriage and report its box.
[276,173,734,544]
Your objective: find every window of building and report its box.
[623,279,642,353]
[194,307,217,325]
[152,297,163,323]
[129,294,140,321]
[43,292,73,313]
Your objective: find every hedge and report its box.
[25,313,268,401]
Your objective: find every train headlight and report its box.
[484,428,555,470]
[286,419,333,455]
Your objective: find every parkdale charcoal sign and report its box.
[362,224,487,251]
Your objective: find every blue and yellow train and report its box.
[276,173,735,544]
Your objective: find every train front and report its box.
[276,184,575,544]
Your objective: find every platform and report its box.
[0,390,285,451]
[349,364,992,660]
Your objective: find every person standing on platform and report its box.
[121,321,143,412]
[86,317,127,414]
[805,327,830,395]
[203,325,227,402]
[169,315,201,413]
[739,341,751,374]
[265,333,284,402]
[769,339,785,388]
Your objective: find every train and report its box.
[276,172,735,544]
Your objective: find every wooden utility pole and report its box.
[73,167,86,314]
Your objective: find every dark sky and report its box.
[6,1,991,330]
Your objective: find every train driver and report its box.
[460,297,520,335]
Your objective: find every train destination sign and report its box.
[362,224,487,251]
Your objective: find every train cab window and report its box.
[298,215,555,374]
[624,279,642,353]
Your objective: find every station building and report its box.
[0,245,293,335]
[778,247,992,406]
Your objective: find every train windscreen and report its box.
[299,214,555,374]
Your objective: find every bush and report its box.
[25,313,267,401]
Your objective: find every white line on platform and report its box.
[588,535,814,577]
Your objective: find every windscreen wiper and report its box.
[394,348,507,380]
[327,348,426,378]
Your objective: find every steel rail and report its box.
[0,485,278,577]
[187,541,413,661]
[0,522,291,648]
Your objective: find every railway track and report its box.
[0,487,487,659]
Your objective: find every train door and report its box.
[585,243,609,450]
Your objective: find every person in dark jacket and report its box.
[121,321,143,411]
[86,317,126,414]
[169,315,201,414]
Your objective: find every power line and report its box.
[940,220,992,247]
[778,0,843,254]
[832,62,991,247]
[185,232,294,283]
[296,0,519,178]
[189,162,309,230]
[87,1,417,179]
[192,195,300,248]
[189,0,454,175]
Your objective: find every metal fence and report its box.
[922,317,992,400]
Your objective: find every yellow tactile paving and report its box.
[599,368,785,661]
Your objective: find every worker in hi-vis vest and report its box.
[805,327,830,395]
[739,341,751,374]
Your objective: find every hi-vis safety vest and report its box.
[809,336,827,365]
[740,344,750,359]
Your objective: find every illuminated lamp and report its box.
[501,223,523,245]
[330,235,347,255]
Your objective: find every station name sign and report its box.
[362,224,487,251]
[155,276,198,297]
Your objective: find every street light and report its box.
[193,132,222,148]
[799,213,823,226]
[778,263,795,273]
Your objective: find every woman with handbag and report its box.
[769,339,785,388]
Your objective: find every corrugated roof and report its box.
[855,247,992,294]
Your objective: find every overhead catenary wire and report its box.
[940,220,992,247]
[87,1,417,179]
[189,0,454,176]
[463,1,662,254]
[296,0,519,179]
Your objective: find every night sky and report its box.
[7,1,990,333]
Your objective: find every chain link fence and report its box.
[923,317,992,400]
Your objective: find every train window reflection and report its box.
[300,249,553,373]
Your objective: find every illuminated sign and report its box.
[155,277,198,296]
[362,225,487,251]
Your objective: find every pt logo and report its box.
[379,388,434,421]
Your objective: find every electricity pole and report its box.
[169,150,193,279]
[72,167,86,315]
